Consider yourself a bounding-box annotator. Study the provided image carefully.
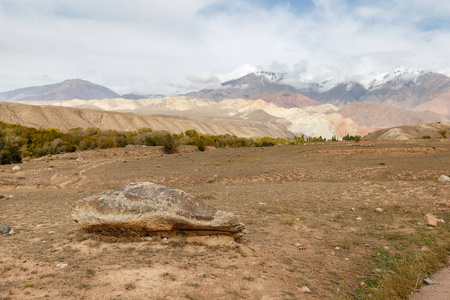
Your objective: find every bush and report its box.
[196,138,206,152]
[161,133,179,154]
[0,134,22,164]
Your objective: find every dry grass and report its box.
[353,242,449,299]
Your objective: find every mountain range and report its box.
[188,67,450,113]
[0,67,449,140]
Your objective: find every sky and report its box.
[1,0,449,95]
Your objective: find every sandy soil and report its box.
[410,259,450,300]
[0,140,449,299]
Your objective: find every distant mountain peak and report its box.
[369,66,424,89]
[222,71,287,87]
[252,71,287,82]
[0,79,119,101]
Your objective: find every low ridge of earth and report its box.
[1,141,449,299]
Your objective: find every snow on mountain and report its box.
[253,71,287,82]
[368,67,424,90]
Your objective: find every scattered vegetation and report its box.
[353,242,449,299]
[0,122,327,164]
[342,134,361,142]
[438,129,447,138]
[422,135,431,139]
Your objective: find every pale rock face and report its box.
[72,182,246,239]
[218,99,362,139]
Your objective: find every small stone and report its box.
[437,175,450,183]
[421,246,430,251]
[0,226,11,234]
[375,208,383,213]
[56,263,68,269]
[356,217,362,221]
[8,228,15,235]
[416,221,422,226]
[12,165,21,171]
[384,246,389,250]
[423,278,437,285]
[48,231,56,234]
[331,251,335,256]
[437,219,445,223]
[424,214,438,227]
[334,247,340,250]
[144,237,153,241]
[8,195,14,199]
[345,258,349,261]
[259,202,266,205]
[162,237,168,241]
[296,286,311,293]
[360,281,365,287]
[315,236,323,240]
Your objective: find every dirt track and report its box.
[0,140,449,299]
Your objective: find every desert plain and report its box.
[0,140,449,299]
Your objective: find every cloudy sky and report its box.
[1,0,449,94]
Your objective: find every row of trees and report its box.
[0,122,330,165]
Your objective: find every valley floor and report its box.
[0,140,449,299]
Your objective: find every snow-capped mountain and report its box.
[368,67,424,90]
[187,71,321,108]
[251,71,287,82]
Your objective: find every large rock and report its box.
[72,182,245,239]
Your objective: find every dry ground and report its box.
[0,140,449,299]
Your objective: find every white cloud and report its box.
[0,0,449,94]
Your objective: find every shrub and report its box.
[161,133,179,154]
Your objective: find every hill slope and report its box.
[0,102,293,138]
[0,79,120,101]
[338,102,449,128]
[363,122,450,141]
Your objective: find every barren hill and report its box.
[338,102,449,128]
[362,122,450,141]
[0,102,292,138]
[0,79,119,101]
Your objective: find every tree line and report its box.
[0,122,327,165]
